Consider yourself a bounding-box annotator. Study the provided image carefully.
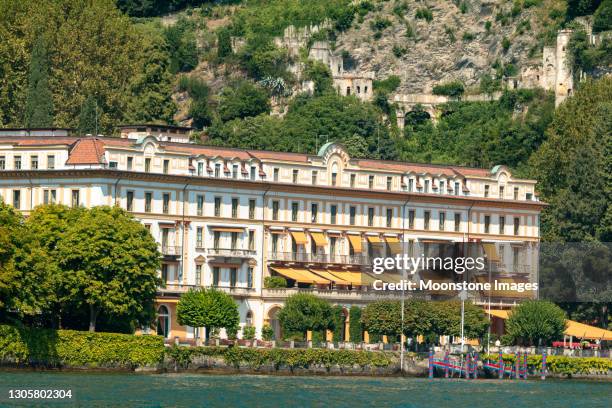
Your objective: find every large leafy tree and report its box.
[176,288,239,338]
[504,300,567,346]
[0,200,24,312]
[277,293,334,340]
[530,77,612,242]
[0,0,167,132]
[361,300,402,337]
[125,22,177,124]
[218,81,271,122]
[57,206,161,332]
[24,36,53,127]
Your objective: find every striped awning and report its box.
[482,243,501,262]
[309,269,350,285]
[290,231,308,245]
[328,270,377,286]
[270,267,330,285]
[310,232,328,247]
[347,234,362,253]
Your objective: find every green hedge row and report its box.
[166,346,395,370]
[0,325,164,368]
[480,353,612,375]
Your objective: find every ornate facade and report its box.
[0,127,543,342]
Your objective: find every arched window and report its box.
[157,305,170,338]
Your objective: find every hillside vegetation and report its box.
[1,1,610,237]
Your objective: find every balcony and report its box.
[267,252,370,266]
[262,287,405,301]
[158,284,255,297]
[207,248,257,258]
[160,245,181,258]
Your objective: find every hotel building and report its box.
[0,126,543,342]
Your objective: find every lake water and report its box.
[0,371,610,407]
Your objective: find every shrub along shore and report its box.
[1,325,610,378]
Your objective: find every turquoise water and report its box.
[0,371,610,408]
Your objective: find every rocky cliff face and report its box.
[333,0,559,93]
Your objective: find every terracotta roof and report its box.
[65,138,106,165]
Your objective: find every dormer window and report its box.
[408,179,414,192]
[232,164,238,179]
[250,166,256,180]
[215,163,221,178]
[439,180,445,194]
[454,182,460,195]
[424,180,430,193]
[484,185,490,198]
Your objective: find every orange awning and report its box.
[310,232,328,247]
[367,235,382,244]
[310,269,350,285]
[270,267,330,285]
[485,310,612,340]
[485,309,510,319]
[482,243,500,262]
[211,227,244,233]
[328,270,377,286]
[290,231,308,245]
[564,320,612,341]
[385,236,402,254]
[347,234,362,253]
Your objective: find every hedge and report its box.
[166,346,395,370]
[0,325,164,368]
[481,353,612,376]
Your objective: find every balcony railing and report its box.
[207,248,257,257]
[267,252,370,265]
[158,284,255,296]
[160,245,181,257]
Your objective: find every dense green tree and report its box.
[277,293,334,340]
[217,28,233,60]
[348,306,363,342]
[126,22,177,124]
[530,77,612,242]
[24,36,54,128]
[331,305,346,342]
[218,81,271,122]
[0,0,145,132]
[57,206,161,331]
[78,95,98,135]
[361,300,402,337]
[429,301,489,339]
[165,17,199,74]
[399,89,553,169]
[504,300,567,346]
[0,201,23,312]
[303,60,334,96]
[593,0,612,32]
[176,288,239,339]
